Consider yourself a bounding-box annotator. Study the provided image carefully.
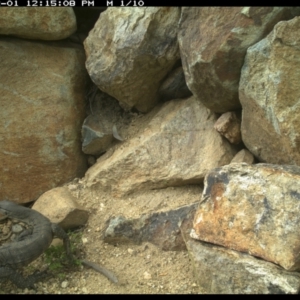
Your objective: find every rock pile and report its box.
[2,7,300,293]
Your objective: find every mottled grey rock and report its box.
[178,7,300,112]
[104,203,197,251]
[186,237,300,294]
[82,115,115,156]
[240,16,300,165]
[192,163,300,271]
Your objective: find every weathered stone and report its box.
[0,37,87,203]
[104,203,197,251]
[178,7,300,113]
[82,116,114,156]
[85,96,237,197]
[33,187,89,230]
[0,7,76,40]
[186,238,300,294]
[192,163,300,271]
[84,7,181,112]
[240,16,300,165]
[230,149,255,164]
[214,111,242,144]
[158,66,192,102]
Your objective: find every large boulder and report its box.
[0,38,87,203]
[85,96,237,197]
[186,238,300,294]
[84,7,181,112]
[0,7,76,40]
[178,7,300,112]
[240,16,300,165]
[192,163,300,271]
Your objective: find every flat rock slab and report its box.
[85,96,236,197]
[240,16,300,165]
[186,238,300,294]
[0,38,87,203]
[192,163,300,271]
[104,203,197,251]
[0,7,76,40]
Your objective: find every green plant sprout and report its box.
[44,229,83,279]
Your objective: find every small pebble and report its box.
[143,271,152,280]
[61,281,69,288]
[127,248,134,255]
[68,184,77,191]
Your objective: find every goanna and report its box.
[0,200,72,289]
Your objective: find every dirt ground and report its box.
[0,179,205,294]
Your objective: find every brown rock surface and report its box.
[0,38,87,203]
[192,163,300,271]
[214,111,242,144]
[240,16,300,165]
[33,187,89,230]
[85,96,237,197]
[0,7,76,40]
[230,149,255,164]
[84,7,180,112]
[178,7,300,112]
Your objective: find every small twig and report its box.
[81,259,119,284]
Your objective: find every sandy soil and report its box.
[0,180,205,294]
[0,98,206,294]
